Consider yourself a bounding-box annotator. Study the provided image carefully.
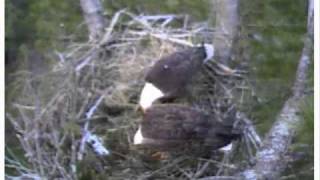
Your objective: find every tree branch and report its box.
[238,0,313,179]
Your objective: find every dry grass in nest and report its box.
[6,11,261,180]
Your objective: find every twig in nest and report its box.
[194,161,210,178]
[198,158,237,169]
[150,33,194,47]
[75,54,94,72]
[100,9,127,46]
[236,112,262,149]
[132,14,185,28]
[128,31,194,47]
[5,147,43,180]
[85,132,110,156]
[54,50,66,63]
[125,11,153,30]
[198,176,239,180]
[78,95,109,160]
[139,157,186,179]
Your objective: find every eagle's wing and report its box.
[141,105,209,140]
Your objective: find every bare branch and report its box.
[78,95,109,160]
[85,132,110,156]
[238,1,313,179]
[198,176,239,180]
[100,9,126,46]
[236,112,262,149]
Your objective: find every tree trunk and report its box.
[210,0,239,63]
[80,0,106,40]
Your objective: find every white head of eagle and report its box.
[139,44,215,111]
[139,82,165,112]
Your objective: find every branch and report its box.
[238,1,313,179]
[237,112,262,149]
[78,95,109,160]
[198,176,238,180]
[76,9,125,72]
[100,9,126,46]
[132,14,185,28]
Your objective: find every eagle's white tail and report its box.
[133,126,144,145]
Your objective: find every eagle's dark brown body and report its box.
[139,44,214,111]
[135,105,240,151]
[145,47,206,101]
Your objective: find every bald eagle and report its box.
[139,44,214,112]
[133,104,240,152]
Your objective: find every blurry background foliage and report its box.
[5,0,313,179]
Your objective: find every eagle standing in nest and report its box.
[139,44,214,112]
[134,105,240,154]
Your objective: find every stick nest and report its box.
[6,11,261,179]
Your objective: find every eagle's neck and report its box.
[203,44,214,62]
[219,143,233,152]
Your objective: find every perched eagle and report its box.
[139,44,214,112]
[134,105,240,152]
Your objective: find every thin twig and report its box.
[78,95,108,160]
